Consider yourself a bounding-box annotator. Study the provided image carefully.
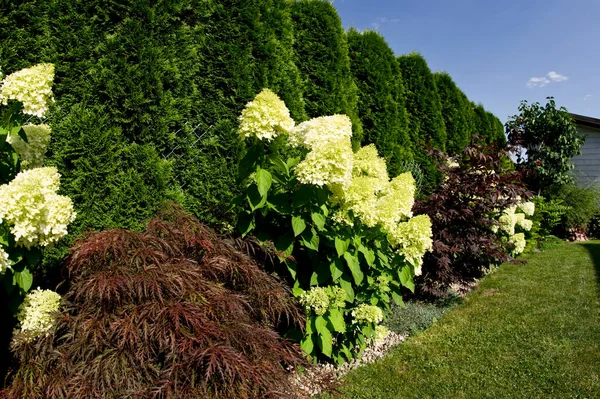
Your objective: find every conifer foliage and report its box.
[290,0,362,143]
[347,29,411,176]
[3,202,306,399]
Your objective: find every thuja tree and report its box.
[433,72,472,154]
[347,29,411,175]
[414,142,530,297]
[290,0,362,145]
[234,90,432,364]
[0,0,306,237]
[506,97,585,194]
[3,203,306,399]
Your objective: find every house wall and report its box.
[572,124,600,186]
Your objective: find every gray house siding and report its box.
[572,124,600,185]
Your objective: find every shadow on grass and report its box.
[580,242,600,294]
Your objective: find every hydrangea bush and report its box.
[0,63,72,316]
[494,201,535,255]
[235,89,432,363]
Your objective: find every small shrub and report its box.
[2,202,306,399]
[555,183,600,231]
[414,141,530,297]
[385,294,461,336]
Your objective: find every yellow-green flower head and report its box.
[352,304,383,324]
[353,144,388,182]
[0,246,11,274]
[334,175,382,227]
[299,287,330,316]
[518,201,535,216]
[289,114,353,149]
[374,325,389,343]
[238,88,294,141]
[509,232,526,255]
[376,172,415,229]
[517,217,533,231]
[16,287,61,340]
[295,138,354,187]
[0,167,76,248]
[0,63,54,118]
[6,124,51,169]
[498,212,517,235]
[388,214,433,273]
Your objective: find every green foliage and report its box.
[530,195,571,237]
[554,183,600,230]
[433,72,471,154]
[347,29,411,175]
[0,0,306,238]
[385,294,461,336]
[397,53,446,152]
[506,97,585,194]
[290,0,362,144]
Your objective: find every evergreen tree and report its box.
[347,28,410,175]
[290,0,362,143]
[434,72,471,154]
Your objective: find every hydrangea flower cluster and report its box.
[16,287,61,339]
[0,167,76,248]
[6,124,51,169]
[0,247,11,274]
[291,115,354,188]
[238,89,295,141]
[352,304,383,324]
[374,324,389,343]
[509,233,526,255]
[0,63,54,117]
[495,201,535,255]
[299,286,346,316]
[388,214,433,274]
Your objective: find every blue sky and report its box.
[332,0,600,124]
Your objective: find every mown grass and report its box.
[320,241,600,398]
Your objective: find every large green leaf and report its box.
[317,327,333,357]
[329,258,344,281]
[238,143,262,181]
[311,212,326,231]
[255,168,272,197]
[301,228,320,251]
[343,252,364,285]
[292,215,306,237]
[247,184,266,211]
[399,265,415,292]
[293,185,313,208]
[335,237,350,257]
[13,266,33,292]
[391,291,405,307]
[300,335,314,355]
[339,274,355,302]
[275,235,294,258]
[326,308,346,332]
[359,245,376,266]
[237,213,255,237]
[310,262,331,285]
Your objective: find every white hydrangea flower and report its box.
[299,287,330,316]
[0,167,76,248]
[517,218,533,231]
[352,304,383,324]
[238,88,294,141]
[518,201,535,216]
[388,214,433,270]
[0,247,11,274]
[0,63,54,117]
[295,140,354,188]
[16,287,61,339]
[6,124,51,169]
[289,114,353,148]
[509,233,526,255]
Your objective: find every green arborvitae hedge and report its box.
[0,0,305,245]
[433,72,472,154]
[471,103,504,145]
[347,28,411,176]
[290,0,362,144]
[397,53,447,151]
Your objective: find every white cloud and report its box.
[547,71,568,82]
[527,77,550,88]
[376,17,401,24]
[584,94,593,100]
[371,22,380,30]
[526,71,569,88]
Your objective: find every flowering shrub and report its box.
[235,89,432,363]
[14,287,60,341]
[0,63,74,313]
[494,201,535,255]
[414,142,530,297]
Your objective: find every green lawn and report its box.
[320,241,600,398]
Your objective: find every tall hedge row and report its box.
[347,28,411,176]
[0,0,306,243]
[0,0,505,243]
[290,0,362,144]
